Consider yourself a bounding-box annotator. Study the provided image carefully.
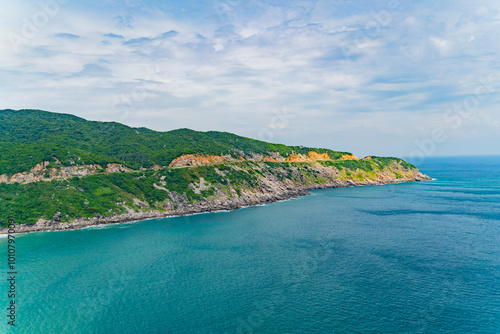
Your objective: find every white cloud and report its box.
[0,0,499,156]
[430,37,454,56]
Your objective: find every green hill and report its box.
[0,109,350,175]
[0,109,427,230]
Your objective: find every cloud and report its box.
[114,15,134,29]
[71,64,112,78]
[104,33,124,39]
[55,33,80,39]
[122,30,178,45]
[430,37,454,56]
[0,0,499,157]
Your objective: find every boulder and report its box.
[53,212,61,222]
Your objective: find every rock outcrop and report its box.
[52,212,61,222]
[285,151,333,162]
[307,151,331,161]
[0,161,432,235]
[262,156,279,162]
[168,151,335,168]
[0,163,134,185]
[168,154,231,168]
[285,154,308,162]
[106,163,133,173]
[0,150,357,184]
[340,154,361,161]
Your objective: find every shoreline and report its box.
[0,175,431,236]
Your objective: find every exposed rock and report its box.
[0,152,433,236]
[0,150,354,185]
[307,151,331,161]
[262,156,279,162]
[133,198,149,208]
[166,151,334,167]
[168,154,231,168]
[285,151,331,163]
[0,163,432,235]
[339,154,361,161]
[53,212,61,222]
[286,154,308,162]
[153,183,169,192]
[106,163,133,173]
[0,162,103,184]
[267,152,286,162]
[190,177,211,194]
[162,201,175,210]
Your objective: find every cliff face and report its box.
[168,154,232,168]
[0,150,373,185]
[0,162,100,184]
[0,162,135,184]
[0,159,431,234]
[0,110,431,234]
[169,151,347,168]
[340,154,361,160]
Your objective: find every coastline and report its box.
[0,174,431,235]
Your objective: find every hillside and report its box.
[0,109,351,175]
[0,109,430,231]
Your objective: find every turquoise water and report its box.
[1,156,499,333]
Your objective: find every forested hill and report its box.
[0,109,352,175]
[0,109,428,229]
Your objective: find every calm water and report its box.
[1,156,499,333]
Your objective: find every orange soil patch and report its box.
[262,156,279,162]
[307,151,331,161]
[339,154,361,161]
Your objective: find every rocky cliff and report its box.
[0,151,364,184]
[1,159,431,234]
[0,109,432,234]
[0,162,134,184]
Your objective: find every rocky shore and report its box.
[0,172,431,235]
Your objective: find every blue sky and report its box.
[1,0,499,159]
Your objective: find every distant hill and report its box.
[0,109,350,175]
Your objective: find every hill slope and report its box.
[0,109,351,175]
[0,109,430,231]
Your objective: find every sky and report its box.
[1,0,499,160]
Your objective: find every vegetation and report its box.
[0,164,265,225]
[0,109,420,227]
[0,159,418,227]
[0,109,350,175]
[319,157,415,172]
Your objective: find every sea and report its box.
[1,156,499,333]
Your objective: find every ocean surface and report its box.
[1,156,499,333]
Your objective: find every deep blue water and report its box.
[1,156,499,333]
